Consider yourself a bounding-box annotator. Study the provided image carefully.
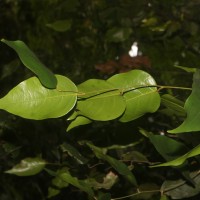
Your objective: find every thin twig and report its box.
[111,189,161,200]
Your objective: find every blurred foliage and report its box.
[1,0,200,199]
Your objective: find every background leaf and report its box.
[169,69,200,133]
[60,142,88,165]
[106,27,133,42]
[162,171,200,199]
[151,143,200,167]
[58,170,94,196]
[107,70,160,122]
[1,39,57,88]
[0,75,77,119]
[148,134,188,161]
[161,94,186,117]
[86,142,138,186]
[5,157,46,176]
[175,65,196,73]
[97,192,111,200]
[46,19,72,32]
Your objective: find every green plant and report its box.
[1,39,200,200]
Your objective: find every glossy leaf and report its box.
[0,75,77,119]
[5,157,46,176]
[86,142,138,186]
[1,39,57,88]
[169,69,200,133]
[67,116,92,131]
[107,70,160,122]
[151,143,200,167]
[46,19,72,32]
[77,79,126,121]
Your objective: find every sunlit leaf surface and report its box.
[107,70,160,122]
[77,79,126,121]
[0,75,77,119]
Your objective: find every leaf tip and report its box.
[1,38,6,43]
[4,169,12,174]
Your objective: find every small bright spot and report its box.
[129,42,138,57]
[159,131,165,136]
[148,3,152,7]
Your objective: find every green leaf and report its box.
[77,79,126,121]
[5,157,46,176]
[58,170,94,196]
[106,27,133,42]
[169,69,200,133]
[97,192,111,200]
[151,143,200,167]
[148,134,188,161]
[67,116,92,131]
[47,187,60,199]
[161,94,186,117]
[60,143,88,164]
[51,169,69,189]
[0,75,77,120]
[107,70,160,122]
[175,65,196,73]
[46,19,72,32]
[52,176,69,189]
[162,171,200,199]
[86,142,138,186]
[121,151,149,163]
[160,194,169,200]
[47,168,69,198]
[1,39,57,88]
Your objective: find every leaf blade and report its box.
[46,19,72,32]
[5,157,46,176]
[169,69,200,133]
[151,143,200,167]
[1,39,57,88]
[0,75,77,119]
[107,70,160,122]
[77,79,126,121]
[59,170,94,196]
[86,142,138,186]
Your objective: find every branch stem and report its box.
[111,189,161,200]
